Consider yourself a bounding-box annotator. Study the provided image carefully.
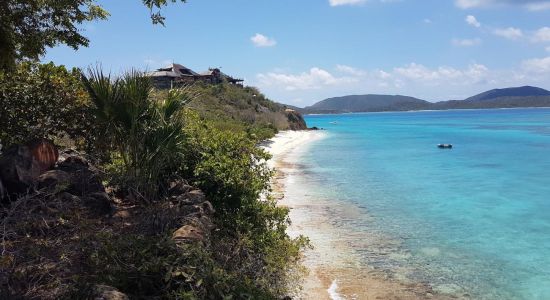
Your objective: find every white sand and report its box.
[262,130,326,167]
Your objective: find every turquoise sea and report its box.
[301,108,550,299]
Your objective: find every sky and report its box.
[44,0,550,106]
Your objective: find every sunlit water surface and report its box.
[299,108,550,299]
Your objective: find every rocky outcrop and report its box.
[26,139,59,173]
[285,109,308,130]
[0,139,60,197]
[56,153,105,195]
[0,143,43,195]
[1,146,213,299]
[37,169,71,190]
[92,285,129,300]
[168,183,215,245]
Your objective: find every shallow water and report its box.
[300,108,550,299]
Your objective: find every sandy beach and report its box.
[264,130,455,300]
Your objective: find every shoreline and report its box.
[302,106,550,116]
[264,130,455,300]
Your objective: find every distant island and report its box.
[291,86,550,114]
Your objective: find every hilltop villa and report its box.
[148,63,244,89]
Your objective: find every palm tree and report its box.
[81,68,193,201]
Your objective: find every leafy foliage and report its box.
[0,0,187,71]
[0,0,108,71]
[143,0,187,25]
[0,62,93,149]
[184,83,306,138]
[82,69,193,200]
[180,112,309,297]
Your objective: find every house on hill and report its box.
[148,63,244,89]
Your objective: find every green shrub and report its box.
[82,69,193,200]
[0,62,93,149]
[180,112,309,297]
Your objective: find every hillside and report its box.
[299,86,550,114]
[170,83,307,138]
[304,94,430,113]
[464,86,550,102]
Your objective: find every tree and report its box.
[0,0,186,71]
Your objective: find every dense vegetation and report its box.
[183,82,305,140]
[0,62,94,148]
[299,86,550,114]
[0,64,308,299]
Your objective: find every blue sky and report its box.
[44,0,550,105]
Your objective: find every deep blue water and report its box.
[302,108,550,299]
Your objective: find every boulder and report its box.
[285,110,308,130]
[37,170,71,191]
[168,179,193,196]
[0,144,42,195]
[184,189,206,205]
[0,139,58,196]
[57,155,104,195]
[172,225,205,243]
[26,139,58,173]
[92,285,129,300]
[82,192,113,216]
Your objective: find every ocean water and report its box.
[300,108,550,299]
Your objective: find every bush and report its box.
[180,112,309,297]
[0,62,93,149]
[82,69,193,200]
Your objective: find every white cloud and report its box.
[493,27,523,40]
[456,0,550,10]
[546,46,550,52]
[253,62,550,105]
[452,38,482,46]
[336,64,366,76]
[532,27,550,42]
[250,33,277,47]
[455,0,490,9]
[526,2,550,11]
[257,67,357,91]
[423,18,433,24]
[466,15,481,27]
[329,0,366,6]
[393,63,488,83]
[522,56,550,73]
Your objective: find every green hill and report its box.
[298,86,550,114]
[164,83,307,138]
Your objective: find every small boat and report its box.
[329,121,338,125]
[438,144,453,149]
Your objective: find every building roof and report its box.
[148,63,243,83]
[149,63,200,78]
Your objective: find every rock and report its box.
[57,154,104,195]
[185,189,206,204]
[0,144,42,195]
[26,139,58,173]
[168,179,192,196]
[82,192,113,216]
[285,110,307,130]
[200,201,215,215]
[37,170,71,191]
[92,284,129,300]
[57,149,81,164]
[172,225,205,243]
